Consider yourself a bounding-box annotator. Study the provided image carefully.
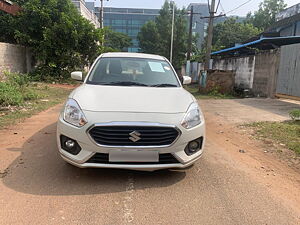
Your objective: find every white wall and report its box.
[212,56,255,89]
[72,0,100,28]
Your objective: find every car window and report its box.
[86,57,180,87]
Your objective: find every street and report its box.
[0,99,299,225]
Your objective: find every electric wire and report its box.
[225,0,254,15]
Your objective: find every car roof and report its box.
[101,52,166,61]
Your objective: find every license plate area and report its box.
[109,150,159,162]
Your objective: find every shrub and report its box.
[0,82,23,106]
[289,109,300,121]
[0,72,40,107]
[4,71,31,89]
[23,89,40,101]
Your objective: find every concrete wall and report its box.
[252,50,280,98]
[0,42,33,76]
[189,50,280,97]
[211,56,255,89]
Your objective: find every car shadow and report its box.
[2,122,186,196]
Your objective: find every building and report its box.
[84,3,210,52]
[72,0,100,28]
[0,0,20,15]
[101,4,211,52]
[267,3,300,36]
[99,7,160,52]
[187,3,209,49]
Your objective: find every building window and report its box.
[128,47,140,52]
[128,20,144,25]
[128,29,139,36]
[111,19,127,25]
[132,39,139,47]
[192,22,197,29]
[115,28,126,33]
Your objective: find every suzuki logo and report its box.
[129,131,141,142]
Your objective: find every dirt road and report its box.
[0,100,299,225]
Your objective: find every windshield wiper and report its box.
[150,84,178,87]
[100,81,149,87]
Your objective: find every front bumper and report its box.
[57,111,205,171]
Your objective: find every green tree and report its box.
[138,21,160,54]
[212,18,261,50]
[246,0,287,30]
[138,1,188,69]
[0,0,104,79]
[104,28,132,51]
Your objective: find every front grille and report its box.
[89,126,179,146]
[86,153,180,164]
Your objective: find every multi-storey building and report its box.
[100,7,160,52]
[72,0,100,28]
[84,2,212,52]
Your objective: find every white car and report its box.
[57,52,205,171]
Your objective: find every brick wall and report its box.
[0,42,33,76]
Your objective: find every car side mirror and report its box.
[71,71,83,81]
[182,76,192,85]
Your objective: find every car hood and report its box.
[71,84,193,113]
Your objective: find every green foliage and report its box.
[0,11,17,44]
[246,0,287,30]
[289,109,300,121]
[0,72,39,106]
[185,85,234,99]
[212,18,261,51]
[0,82,23,106]
[138,1,188,69]
[4,71,31,90]
[0,0,104,80]
[104,28,132,51]
[138,21,160,54]
[249,121,300,155]
[23,90,40,101]
[0,83,71,129]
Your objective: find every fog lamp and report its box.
[65,140,75,149]
[60,135,81,155]
[184,137,203,156]
[188,141,200,152]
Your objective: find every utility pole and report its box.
[99,0,110,29]
[187,6,193,61]
[186,5,194,76]
[204,0,216,70]
[170,1,175,64]
[100,0,104,29]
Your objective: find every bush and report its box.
[3,71,30,87]
[0,82,23,106]
[289,109,300,121]
[23,89,40,101]
[0,72,39,107]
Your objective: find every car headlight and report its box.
[181,102,202,129]
[63,99,87,127]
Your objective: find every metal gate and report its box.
[276,43,300,97]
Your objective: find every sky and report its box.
[91,0,300,16]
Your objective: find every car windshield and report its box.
[86,57,180,87]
